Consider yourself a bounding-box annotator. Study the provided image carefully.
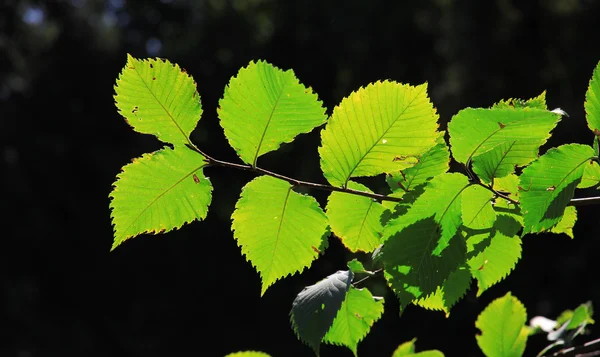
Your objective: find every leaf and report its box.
[476,292,528,357]
[468,215,523,296]
[493,91,547,110]
[347,259,371,275]
[472,141,518,184]
[383,173,470,252]
[462,185,496,230]
[232,176,329,295]
[218,60,327,165]
[577,160,600,188]
[550,206,577,239]
[225,352,272,357]
[519,144,595,234]
[319,81,440,187]
[386,134,450,192]
[448,107,561,170]
[392,339,445,357]
[493,174,520,198]
[416,268,472,315]
[326,181,387,253]
[323,287,385,356]
[382,217,466,311]
[585,60,600,134]
[109,146,212,250]
[290,270,353,356]
[114,55,201,146]
[566,302,595,329]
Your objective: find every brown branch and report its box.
[543,337,600,357]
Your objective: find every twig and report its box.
[542,337,600,357]
[185,144,600,207]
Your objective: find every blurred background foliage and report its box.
[2,0,600,356]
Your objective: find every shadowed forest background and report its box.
[3,1,600,356]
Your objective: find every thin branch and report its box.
[186,144,600,207]
[542,337,600,357]
[352,268,383,287]
[185,144,402,203]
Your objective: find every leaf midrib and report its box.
[263,186,293,284]
[253,79,287,166]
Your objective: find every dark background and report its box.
[2,0,600,356]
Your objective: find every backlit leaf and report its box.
[326,181,386,253]
[319,81,440,187]
[232,176,329,295]
[493,91,547,110]
[109,146,212,250]
[290,270,353,355]
[323,287,385,356]
[392,339,445,357]
[386,134,450,192]
[550,206,577,239]
[114,54,201,146]
[577,160,600,188]
[476,292,528,357]
[218,60,327,165]
[585,60,600,133]
[519,144,594,234]
[225,352,272,357]
[448,107,561,170]
[416,268,472,315]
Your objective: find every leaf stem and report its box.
[185,144,403,203]
[476,182,521,205]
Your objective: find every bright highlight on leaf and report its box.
[232,176,329,295]
[323,287,385,356]
[109,146,212,250]
[392,338,445,357]
[386,134,450,192]
[218,60,327,166]
[519,143,595,234]
[448,106,561,179]
[224,352,272,357]
[476,292,528,357]
[585,60,600,133]
[290,270,353,356]
[326,181,386,253]
[416,268,471,315]
[114,54,202,146]
[319,81,440,187]
[550,206,577,239]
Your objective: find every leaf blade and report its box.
[232,176,329,295]
[585,60,600,133]
[109,146,212,249]
[319,81,440,187]
[218,60,327,165]
[114,54,201,146]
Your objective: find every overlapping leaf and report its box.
[519,144,595,234]
[290,270,353,355]
[386,133,450,192]
[550,206,577,239]
[448,107,561,180]
[109,146,212,250]
[232,176,329,295]
[585,60,600,133]
[415,268,472,315]
[114,54,202,146]
[476,292,528,357]
[319,81,440,187]
[392,339,445,357]
[577,160,600,188]
[326,181,386,253]
[323,287,385,356]
[218,60,327,165]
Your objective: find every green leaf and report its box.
[493,91,547,110]
[472,141,518,184]
[109,146,212,250]
[290,270,353,356]
[218,60,327,165]
[585,60,600,134]
[323,287,385,356]
[232,176,329,295]
[519,143,595,234]
[392,339,445,357]
[493,174,520,198]
[468,215,522,296]
[114,55,201,146]
[225,352,272,357]
[461,185,496,230]
[448,107,561,170]
[347,259,371,275]
[382,217,466,311]
[476,292,528,357]
[386,134,450,192]
[550,206,577,239]
[319,81,440,187]
[577,160,600,188]
[326,181,387,253]
[416,268,472,315]
[566,302,595,329]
